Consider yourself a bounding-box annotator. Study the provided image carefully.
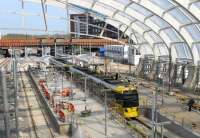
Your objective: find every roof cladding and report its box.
[4,0,200,65]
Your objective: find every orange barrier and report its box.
[61,88,72,97]
[39,80,76,122]
[39,79,50,100]
[55,102,75,122]
[0,38,128,47]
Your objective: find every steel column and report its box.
[0,69,10,138]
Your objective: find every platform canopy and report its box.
[6,0,200,65]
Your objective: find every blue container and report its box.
[99,47,105,57]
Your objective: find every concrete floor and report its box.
[138,80,200,137]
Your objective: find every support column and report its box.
[24,47,27,57]
[104,90,107,137]
[183,65,197,90]
[89,44,92,56]
[13,52,19,137]
[129,64,131,74]
[133,48,136,65]
[182,66,186,85]
[79,46,82,55]
[84,77,87,110]
[0,69,10,138]
[42,45,44,57]
[152,91,156,138]
[54,40,57,57]
[168,47,172,92]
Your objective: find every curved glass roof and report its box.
[2,0,200,65]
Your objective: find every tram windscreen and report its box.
[115,93,139,107]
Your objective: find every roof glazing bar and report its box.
[143,29,152,36]
[158,26,172,34]
[40,0,48,31]
[91,0,98,8]
[120,20,137,39]
[144,14,154,23]
[179,22,200,31]
[188,0,200,9]
[192,41,200,45]
[123,1,134,12]
[161,5,179,17]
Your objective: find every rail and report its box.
[19,70,55,138]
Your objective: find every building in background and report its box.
[70,13,93,38]
[70,13,119,39]
[104,45,141,65]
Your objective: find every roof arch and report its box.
[23,0,200,64]
[66,0,194,63]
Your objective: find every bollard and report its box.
[173,113,176,121]
[182,118,184,128]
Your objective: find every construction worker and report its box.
[115,72,119,80]
[188,98,195,111]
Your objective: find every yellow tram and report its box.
[113,85,139,118]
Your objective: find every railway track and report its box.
[109,109,152,138]
[50,59,169,137]
[19,70,55,138]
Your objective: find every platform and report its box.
[30,68,134,138]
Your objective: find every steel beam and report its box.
[40,0,48,31]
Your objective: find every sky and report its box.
[0,0,80,35]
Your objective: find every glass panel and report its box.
[93,2,116,17]
[147,31,162,43]
[134,22,150,31]
[168,8,195,24]
[149,16,170,28]
[115,13,132,25]
[135,33,147,44]
[174,44,187,58]
[155,43,169,55]
[192,2,200,9]
[139,44,153,55]
[115,0,130,5]
[69,0,93,9]
[183,43,192,59]
[195,44,200,56]
[99,0,125,11]
[116,12,137,22]
[150,0,174,10]
[174,43,192,59]
[119,24,128,31]
[105,19,121,28]
[124,28,138,43]
[128,3,152,17]
[184,24,200,41]
[162,28,183,42]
